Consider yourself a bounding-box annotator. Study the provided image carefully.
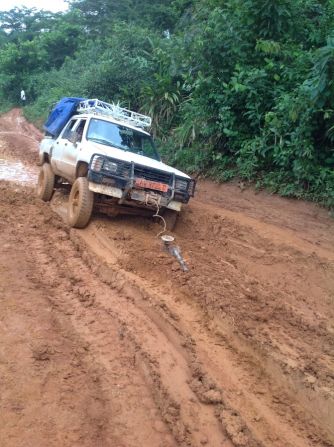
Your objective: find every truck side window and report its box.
[76,120,86,142]
[62,119,77,140]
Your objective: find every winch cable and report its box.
[144,194,167,237]
[145,196,189,271]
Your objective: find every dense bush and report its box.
[0,0,333,207]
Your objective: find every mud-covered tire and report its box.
[36,163,55,201]
[68,177,94,228]
[163,209,179,231]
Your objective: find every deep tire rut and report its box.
[68,219,333,447]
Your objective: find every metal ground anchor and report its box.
[161,235,189,272]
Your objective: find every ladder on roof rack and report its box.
[77,99,152,128]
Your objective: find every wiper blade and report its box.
[88,137,113,147]
[88,137,124,150]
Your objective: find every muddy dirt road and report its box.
[0,109,333,446]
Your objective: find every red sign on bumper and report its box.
[135,178,169,193]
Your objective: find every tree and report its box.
[0,7,60,41]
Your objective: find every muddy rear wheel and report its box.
[68,177,94,228]
[36,163,55,201]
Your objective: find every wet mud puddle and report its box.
[0,157,38,185]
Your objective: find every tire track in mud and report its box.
[1,186,234,447]
[50,188,333,446]
[0,209,112,446]
[0,188,178,447]
[73,204,334,443]
[65,216,333,447]
[42,205,234,446]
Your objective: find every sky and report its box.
[0,0,69,13]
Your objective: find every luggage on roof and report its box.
[44,97,152,138]
[43,97,85,137]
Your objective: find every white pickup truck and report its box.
[37,98,196,229]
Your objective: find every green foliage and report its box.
[68,0,177,34]
[242,0,294,40]
[0,7,61,41]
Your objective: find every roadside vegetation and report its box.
[0,0,334,207]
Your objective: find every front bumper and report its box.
[87,154,195,211]
[88,182,182,211]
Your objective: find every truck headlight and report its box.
[174,177,196,196]
[175,177,189,191]
[91,155,118,174]
[91,155,104,172]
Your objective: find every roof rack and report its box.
[77,99,152,129]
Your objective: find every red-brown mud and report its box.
[0,109,333,446]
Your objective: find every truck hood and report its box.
[89,141,191,179]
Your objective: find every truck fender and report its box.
[76,161,89,178]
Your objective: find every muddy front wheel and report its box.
[68,177,94,228]
[36,163,55,201]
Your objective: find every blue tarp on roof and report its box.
[43,97,85,137]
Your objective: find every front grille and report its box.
[134,165,172,185]
[115,161,131,177]
[90,154,174,191]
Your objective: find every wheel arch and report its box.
[38,152,50,165]
[76,161,89,178]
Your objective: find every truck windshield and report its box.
[87,118,160,161]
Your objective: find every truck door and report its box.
[52,119,86,181]
[51,118,78,176]
[60,119,87,181]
